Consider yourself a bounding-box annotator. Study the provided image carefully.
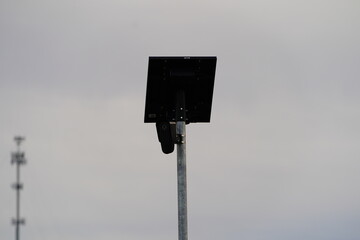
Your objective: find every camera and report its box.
[156,122,176,154]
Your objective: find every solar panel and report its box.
[144,56,217,123]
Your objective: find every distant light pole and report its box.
[11,136,27,240]
[144,57,217,240]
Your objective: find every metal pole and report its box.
[12,136,25,240]
[16,162,20,240]
[176,90,188,240]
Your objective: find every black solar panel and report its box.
[144,56,217,123]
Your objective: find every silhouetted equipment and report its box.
[11,136,27,240]
[156,122,176,154]
[144,56,217,240]
[11,152,26,165]
[144,56,217,124]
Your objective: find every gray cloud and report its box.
[1,0,360,239]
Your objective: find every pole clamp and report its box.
[12,218,25,225]
[176,134,185,144]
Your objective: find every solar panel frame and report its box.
[144,56,217,123]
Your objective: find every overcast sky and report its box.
[1,0,360,240]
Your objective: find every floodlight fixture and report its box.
[14,136,25,147]
[144,56,217,240]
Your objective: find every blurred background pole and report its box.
[16,160,20,240]
[176,90,188,240]
[11,136,26,240]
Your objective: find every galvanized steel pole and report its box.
[176,91,188,240]
[177,121,187,240]
[15,162,20,240]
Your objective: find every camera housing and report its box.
[156,122,176,154]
